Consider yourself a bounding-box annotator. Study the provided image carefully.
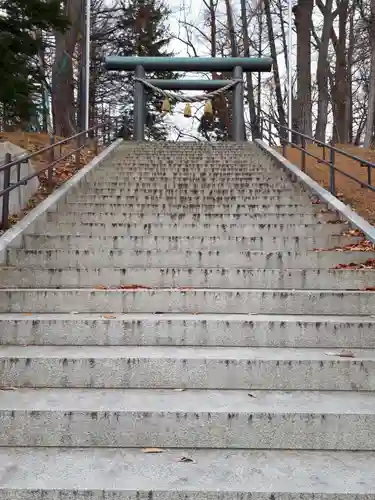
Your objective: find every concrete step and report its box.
[22,234,360,251]
[106,166,283,174]
[1,447,374,499]
[87,182,298,190]
[90,175,292,183]
[1,345,375,390]
[1,313,373,348]
[95,168,284,175]
[1,266,373,289]
[84,180,300,188]
[0,288,373,314]
[0,388,374,449]
[67,194,314,204]
[29,221,349,237]
[91,169,289,176]
[61,202,321,215]
[80,187,305,196]
[7,248,374,269]
[45,212,334,225]
[104,165,286,171]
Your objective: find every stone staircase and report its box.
[1,141,375,498]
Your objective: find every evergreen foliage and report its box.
[0,0,68,126]
[111,0,178,140]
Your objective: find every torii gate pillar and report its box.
[105,56,273,141]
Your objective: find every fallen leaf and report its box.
[333,259,375,270]
[23,313,32,316]
[362,287,375,291]
[173,388,186,392]
[314,239,375,253]
[119,284,152,290]
[325,351,355,358]
[142,448,164,454]
[342,228,363,237]
[94,285,107,290]
[178,456,194,463]
[248,393,256,398]
[0,387,16,391]
[103,314,116,319]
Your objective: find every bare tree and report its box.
[240,0,258,138]
[263,0,286,135]
[293,0,313,138]
[52,0,84,136]
[364,0,375,146]
[331,0,350,143]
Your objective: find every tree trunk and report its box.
[205,0,231,139]
[332,0,349,144]
[364,0,375,147]
[224,0,237,139]
[347,8,354,143]
[315,0,335,141]
[240,0,258,139]
[293,0,313,138]
[263,0,287,137]
[52,0,84,137]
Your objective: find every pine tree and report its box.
[108,0,178,140]
[0,0,68,128]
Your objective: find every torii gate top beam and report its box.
[105,56,273,73]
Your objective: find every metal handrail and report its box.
[0,119,121,230]
[260,118,375,196]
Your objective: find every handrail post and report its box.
[2,153,12,230]
[367,165,372,187]
[268,119,272,145]
[48,135,55,190]
[301,135,306,172]
[282,138,287,157]
[107,123,111,144]
[115,117,118,139]
[75,134,81,169]
[329,148,336,195]
[94,127,99,155]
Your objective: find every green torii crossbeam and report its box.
[104,56,273,141]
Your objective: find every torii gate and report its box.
[105,56,273,142]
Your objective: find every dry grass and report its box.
[0,131,98,230]
[281,144,375,223]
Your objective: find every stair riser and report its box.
[86,183,298,190]
[8,249,374,269]
[27,223,349,237]
[0,290,373,314]
[60,203,322,215]
[1,356,373,390]
[1,268,373,290]
[93,170,287,177]
[67,195,314,204]
[79,188,305,196]
[0,486,372,500]
[89,176,292,183]
[45,213,334,225]
[83,181,301,189]
[22,235,359,252]
[1,316,373,348]
[1,411,372,449]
